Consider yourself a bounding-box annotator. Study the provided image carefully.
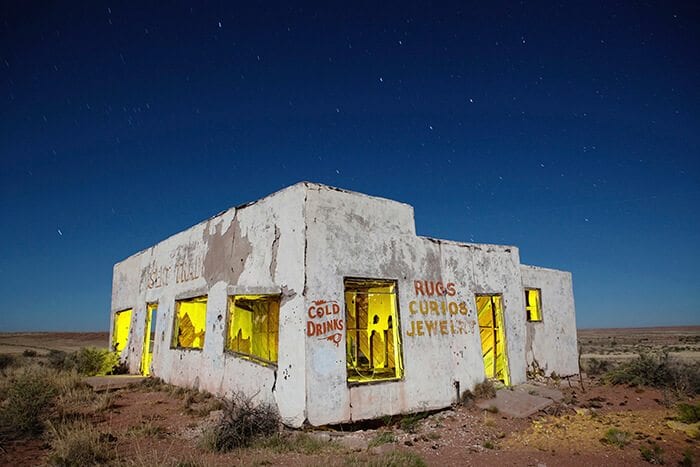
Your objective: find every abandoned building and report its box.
[110,182,578,427]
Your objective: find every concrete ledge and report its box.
[84,375,147,392]
[476,388,555,418]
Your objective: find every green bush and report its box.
[640,442,664,464]
[676,403,700,424]
[48,348,120,376]
[345,451,427,467]
[0,354,15,371]
[601,427,631,448]
[0,367,58,439]
[203,394,279,451]
[604,353,700,395]
[680,448,694,467]
[368,431,396,447]
[585,358,610,376]
[400,412,428,433]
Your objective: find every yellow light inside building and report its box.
[345,278,403,383]
[172,296,207,349]
[112,308,132,352]
[226,295,279,364]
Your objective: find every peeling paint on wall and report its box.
[110,182,577,428]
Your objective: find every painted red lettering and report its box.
[446,282,456,296]
[436,281,445,296]
[414,280,424,295]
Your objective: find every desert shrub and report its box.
[0,354,15,371]
[462,379,497,404]
[54,380,113,422]
[346,451,427,467]
[368,431,396,447]
[371,451,426,467]
[203,394,279,451]
[604,353,700,395]
[50,347,120,376]
[675,403,700,424]
[48,421,114,466]
[0,366,57,439]
[473,379,497,399]
[22,349,38,358]
[47,350,68,369]
[73,347,120,376]
[640,442,664,464]
[680,448,694,467]
[585,358,610,376]
[400,412,428,433]
[601,427,631,448]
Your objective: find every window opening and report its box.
[112,308,132,352]
[226,295,280,364]
[141,303,157,375]
[525,289,542,322]
[476,294,510,385]
[172,296,207,349]
[345,278,403,383]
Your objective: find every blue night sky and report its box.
[1,2,698,331]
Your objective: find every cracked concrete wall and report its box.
[304,186,533,425]
[110,183,307,427]
[521,265,579,377]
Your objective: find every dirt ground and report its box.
[0,332,108,354]
[1,327,698,466]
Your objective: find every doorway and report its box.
[476,294,510,385]
[140,303,157,376]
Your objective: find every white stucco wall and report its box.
[521,265,579,377]
[111,183,307,426]
[303,185,531,425]
[111,182,578,427]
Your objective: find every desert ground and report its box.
[1,327,698,466]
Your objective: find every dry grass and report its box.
[202,393,280,452]
[345,451,427,466]
[47,420,114,466]
[0,365,59,439]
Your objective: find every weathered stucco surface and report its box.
[521,265,579,377]
[111,184,307,426]
[110,182,578,427]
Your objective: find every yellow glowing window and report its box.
[112,308,132,352]
[345,278,404,384]
[172,296,207,349]
[525,289,542,322]
[226,295,280,364]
